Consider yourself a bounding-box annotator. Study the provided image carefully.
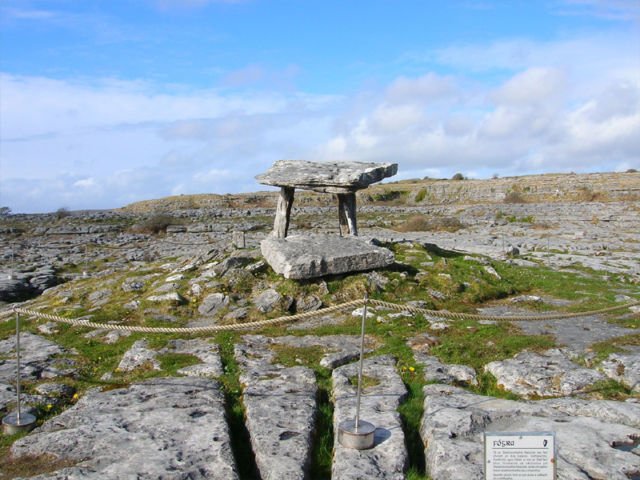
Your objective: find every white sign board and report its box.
[485,432,556,480]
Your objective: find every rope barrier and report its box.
[11,299,639,334]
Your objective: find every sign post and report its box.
[485,432,556,480]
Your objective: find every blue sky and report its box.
[1,0,639,213]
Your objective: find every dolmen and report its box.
[256,160,397,279]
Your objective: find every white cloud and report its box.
[2,31,639,213]
[492,67,565,105]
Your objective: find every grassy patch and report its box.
[589,333,640,365]
[431,320,556,372]
[157,352,200,375]
[216,331,261,480]
[271,344,326,368]
[348,374,380,390]
[0,452,78,480]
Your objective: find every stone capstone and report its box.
[261,234,394,279]
[9,377,239,479]
[421,384,640,480]
[255,160,398,194]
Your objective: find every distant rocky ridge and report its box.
[116,171,639,213]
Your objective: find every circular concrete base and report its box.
[338,419,376,450]
[2,412,37,435]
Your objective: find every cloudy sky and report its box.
[1,0,639,213]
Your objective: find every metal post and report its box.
[354,293,368,432]
[16,311,21,423]
[2,310,37,434]
[337,293,376,449]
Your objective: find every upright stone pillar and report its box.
[337,193,358,236]
[273,187,295,238]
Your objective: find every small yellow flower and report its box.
[45,404,53,411]
[408,366,415,373]
[72,393,79,401]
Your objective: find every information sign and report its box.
[485,432,556,480]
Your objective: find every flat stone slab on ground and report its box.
[511,312,638,354]
[332,355,408,480]
[421,384,640,480]
[255,160,397,193]
[235,336,317,480]
[414,352,478,386]
[261,234,394,279]
[599,347,640,393]
[484,348,605,398]
[9,377,238,479]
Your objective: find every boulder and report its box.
[261,234,394,280]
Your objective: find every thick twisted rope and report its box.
[11,299,639,334]
[368,299,640,321]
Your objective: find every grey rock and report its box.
[366,270,389,291]
[421,384,640,480]
[162,339,223,378]
[510,294,542,303]
[10,377,238,479]
[87,288,112,307]
[483,265,501,279]
[117,339,160,372]
[295,295,323,313]
[145,292,185,304]
[235,335,318,480]
[485,348,605,398]
[253,288,283,313]
[414,352,477,386]
[256,160,397,194]
[332,355,408,480]
[599,350,640,392]
[261,234,394,279]
[0,332,66,383]
[224,307,249,322]
[0,276,32,301]
[198,292,229,316]
[122,300,140,310]
[37,322,60,335]
[406,332,439,354]
[512,312,637,354]
[213,252,258,276]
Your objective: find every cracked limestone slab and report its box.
[484,348,605,398]
[421,384,640,480]
[332,355,408,480]
[598,347,640,393]
[162,338,224,378]
[9,377,238,479]
[234,336,318,480]
[261,234,394,279]
[414,352,477,386]
[1,332,73,412]
[116,339,161,373]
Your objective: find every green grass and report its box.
[431,319,556,372]
[2,239,638,478]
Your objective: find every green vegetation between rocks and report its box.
[1,239,638,479]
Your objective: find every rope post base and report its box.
[338,293,376,450]
[2,411,37,435]
[3,310,37,435]
[337,419,375,450]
